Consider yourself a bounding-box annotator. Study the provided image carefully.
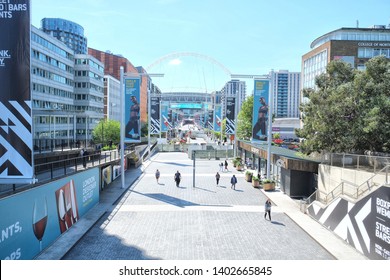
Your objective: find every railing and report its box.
[318,152,390,173]
[306,164,390,206]
[0,149,134,198]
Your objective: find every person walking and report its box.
[230,174,237,190]
[264,198,272,221]
[219,162,224,172]
[155,169,160,183]
[224,160,229,172]
[215,172,221,187]
[174,170,181,187]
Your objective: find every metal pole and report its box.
[192,150,195,188]
[234,90,238,158]
[147,84,151,160]
[266,73,273,180]
[120,67,125,189]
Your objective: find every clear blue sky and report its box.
[32,0,390,93]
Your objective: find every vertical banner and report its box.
[150,96,160,134]
[214,104,222,132]
[124,77,141,143]
[225,96,235,134]
[252,79,270,141]
[207,109,214,130]
[161,101,172,132]
[0,0,33,183]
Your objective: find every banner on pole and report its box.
[161,101,172,132]
[214,104,222,132]
[0,0,33,184]
[252,79,270,141]
[124,78,141,143]
[225,97,235,135]
[150,96,160,134]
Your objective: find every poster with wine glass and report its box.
[0,168,99,260]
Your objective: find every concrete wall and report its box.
[318,164,387,199]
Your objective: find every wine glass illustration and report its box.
[32,196,48,252]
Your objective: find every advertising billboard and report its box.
[252,79,270,141]
[0,0,33,183]
[124,78,141,143]
[307,186,390,260]
[0,168,100,260]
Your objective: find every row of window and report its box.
[75,58,104,72]
[32,32,74,60]
[75,70,104,82]
[358,47,390,58]
[74,82,104,93]
[32,67,73,86]
[32,50,74,74]
[33,83,73,99]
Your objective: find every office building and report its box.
[104,75,121,122]
[32,24,104,150]
[302,24,390,90]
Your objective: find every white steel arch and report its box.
[146,52,232,76]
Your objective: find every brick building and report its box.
[88,48,148,124]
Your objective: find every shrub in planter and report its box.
[251,175,261,188]
[262,178,276,191]
[245,171,253,182]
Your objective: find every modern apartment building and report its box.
[31,25,104,150]
[302,24,390,90]
[220,79,246,118]
[40,18,88,54]
[270,70,300,118]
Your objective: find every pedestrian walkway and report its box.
[36,152,367,260]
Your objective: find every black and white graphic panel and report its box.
[0,0,33,182]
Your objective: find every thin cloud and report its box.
[168,58,182,66]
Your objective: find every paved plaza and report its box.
[62,152,336,260]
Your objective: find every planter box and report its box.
[263,182,275,191]
[245,174,252,182]
[252,180,260,188]
[236,165,244,171]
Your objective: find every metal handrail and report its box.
[317,164,390,206]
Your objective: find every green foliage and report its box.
[141,122,148,137]
[92,119,120,146]
[296,56,390,154]
[236,95,253,140]
[262,178,275,184]
[252,174,260,181]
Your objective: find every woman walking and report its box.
[264,198,272,221]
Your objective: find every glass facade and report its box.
[41,18,88,54]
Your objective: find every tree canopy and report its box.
[92,119,120,146]
[296,56,390,154]
[236,95,253,140]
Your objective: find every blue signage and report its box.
[0,168,100,260]
[252,79,270,141]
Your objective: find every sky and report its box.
[31,0,390,93]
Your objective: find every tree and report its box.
[236,95,253,140]
[92,119,120,147]
[296,56,390,154]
